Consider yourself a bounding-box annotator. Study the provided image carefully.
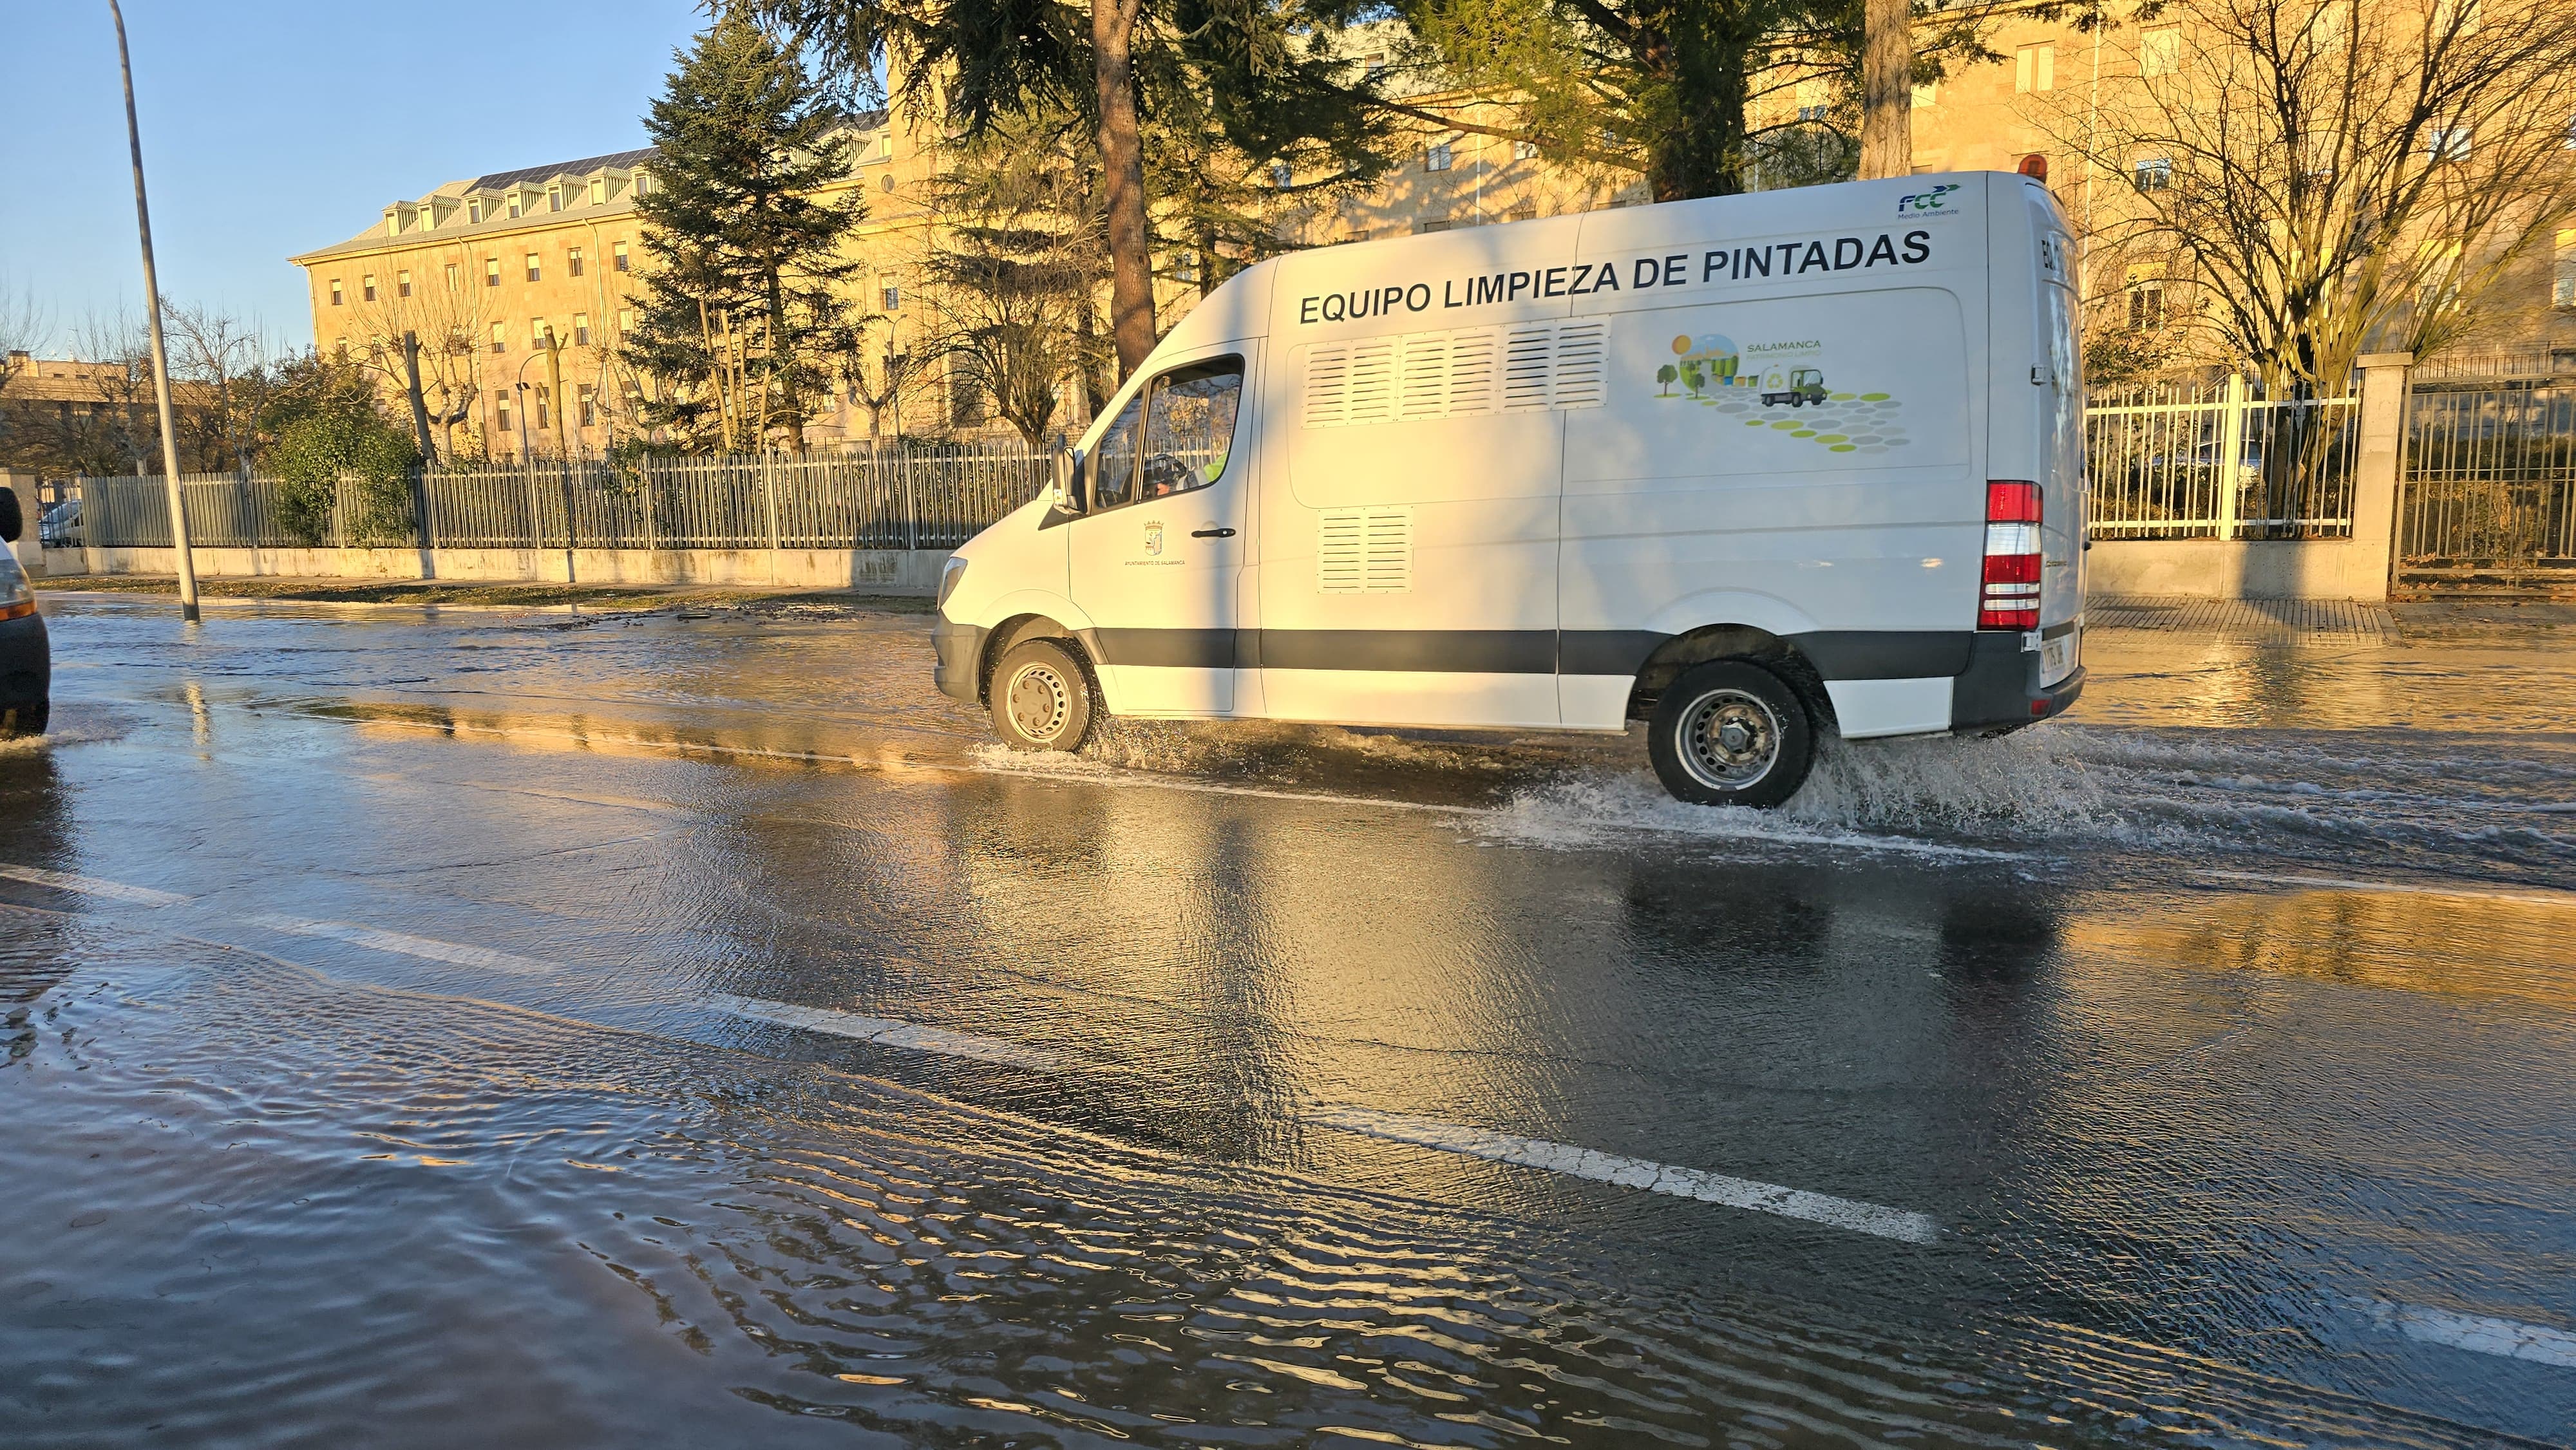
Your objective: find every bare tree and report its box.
[2039,0,2576,390]
[164,301,275,473]
[341,267,488,462]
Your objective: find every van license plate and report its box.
[2040,630,2079,687]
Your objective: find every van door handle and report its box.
[1191,527,1235,538]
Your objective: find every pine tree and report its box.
[624,15,862,453]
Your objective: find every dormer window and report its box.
[508,194,523,218]
[468,196,485,223]
[548,184,564,212]
[589,177,606,205]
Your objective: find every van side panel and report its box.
[1256,223,1584,727]
[1557,194,1993,732]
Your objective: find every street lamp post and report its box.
[108,0,198,623]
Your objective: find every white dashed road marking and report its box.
[712,993,1061,1071]
[1310,1104,1943,1244]
[2352,1298,2576,1369]
[0,863,190,906]
[245,914,560,975]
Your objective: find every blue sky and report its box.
[1,1,707,355]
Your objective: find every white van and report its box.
[934,171,2085,807]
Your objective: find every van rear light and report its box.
[1980,480,2043,631]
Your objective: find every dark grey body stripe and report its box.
[1077,626,1985,681]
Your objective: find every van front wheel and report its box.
[990,638,1096,751]
[1647,661,1814,809]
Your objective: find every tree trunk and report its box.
[1639,1,1756,201]
[1858,0,1914,181]
[1092,0,1157,378]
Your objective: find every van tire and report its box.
[1647,661,1812,809]
[0,701,44,739]
[990,639,1095,752]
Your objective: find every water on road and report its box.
[3,594,2571,1448]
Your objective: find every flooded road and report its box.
[3,594,2571,1448]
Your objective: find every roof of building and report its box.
[469,147,659,193]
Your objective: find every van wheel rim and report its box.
[1678,689,1779,791]
[1006,663,1072,742]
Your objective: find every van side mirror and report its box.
[0,489,20,544]
[1050,446,1083,513]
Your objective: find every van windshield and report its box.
[1139,359,1244,502]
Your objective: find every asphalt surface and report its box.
[3,594,2571,1449]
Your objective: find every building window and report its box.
[2555,229,2576,308]
[363,274,379,302]
[1272,160,1294,189]
[819,388,838,413]
[329,279,344,306]
[1425,142,1454,172]
[533,319,554,348]
[589,177,606,205]
[949,366,984,428]
[877,131,894,161]
[2132,156,2174,191]
[1911,80,1939,107]
[468,197,485,223]
[880,278,901,310]
[568,247,585,278]
[2429,126,2472,160]
[486,258,502,288]
[1512,139,1539,160]
[489,321,506,353]
[525,253,542,282]
[444,262,461,290]
[2126,282,2166,331]
[618,306,636,334]
[612,241,630,272]
[508,194,524,219]
[2141,26,2181,77]
[397,269,413,299]
[534,384,551,431]
[578,385,596,428]
[573,312,590,346]
[2016,42,2056,93]
[547,184,563,212]
[1417,218,1458,234]
[1363,53,1388,80]
[496,394,511,432]
[1796,104,1829,122]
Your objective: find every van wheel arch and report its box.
[1627,626,1838,737]
[980,615,1087,706]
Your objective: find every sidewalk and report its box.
[33,574,934,614]
[2088,595,2399,642]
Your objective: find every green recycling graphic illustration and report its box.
[1653,332,1913,457]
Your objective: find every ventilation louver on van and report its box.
[1317,507,1413,594]
[1304,321,1605,428]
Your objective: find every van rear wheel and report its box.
[990,638,1095,752]
[1647,661,1813,809]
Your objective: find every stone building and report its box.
[0,352,225,478]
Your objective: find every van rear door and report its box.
[2018,182,2085,683]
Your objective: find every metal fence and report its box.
[2400,377,2576,585]
[2085,374,2362,540]
[68,438,1053,553]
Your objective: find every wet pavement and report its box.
[3,594,2571,1449]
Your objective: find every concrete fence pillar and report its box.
[2347,352,2414,603]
